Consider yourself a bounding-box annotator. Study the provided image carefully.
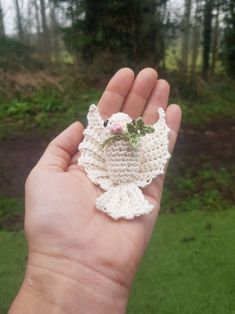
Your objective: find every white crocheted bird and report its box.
[78,104,170,220]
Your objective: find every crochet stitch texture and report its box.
[78,104,170,220]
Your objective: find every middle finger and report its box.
[121,68,157,119]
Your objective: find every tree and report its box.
[31,0,42,49]
[202,0,213,80]
[56,0,169,73]
[191,0,202,76]
[14,0,24,42]
[40,0,51,59]
[211,0,221,75]
[181,0,192,73]
[25,0,34,45]
[0,0,5,37]
[49,1,60,58]
[222,0,235,78]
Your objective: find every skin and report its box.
[9,68,181,314]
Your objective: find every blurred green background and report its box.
[0,0,234,313]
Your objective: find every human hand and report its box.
[9,68,181,314]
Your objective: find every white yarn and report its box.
[78,104,170,220]
[96,183,153,220]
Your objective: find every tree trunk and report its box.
[223,0,235,78]
[33,0,42,49]
[0,0,5,37]
[191,0,201,76]
[211,2,220,75]
[15,0,24,42]
[50,1,60,60]
[181,0,192,73]
[39,0,50,60]
[25,0,33,45]
[160,1,168,69]
[202,0,213,80]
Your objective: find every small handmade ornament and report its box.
[78,104,171,220]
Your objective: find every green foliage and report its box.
[171,79,235,125]
[0,78,234,138]
[1,90,63,119]
[127,118,154,136]
[126,118,154,148]
[33,89,64,112]
[0,88,101,138]
[0,89,65,135]
[101,133,129,148]
[5,100,33,117]
[163,165,235,213]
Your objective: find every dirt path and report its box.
[0,133,53,197]
[0,124,234,198]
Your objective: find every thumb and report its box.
[37,121,84,171]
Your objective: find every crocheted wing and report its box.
[136,108,171,187]
[78,104,115,191]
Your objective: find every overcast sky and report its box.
[2,0,15,34]
[1,0,184,35]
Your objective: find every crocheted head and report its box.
[79,104,170,220]
[103,112,132,134]
[102,112,155,149]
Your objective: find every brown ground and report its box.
[0,122,234,199]
[0,70,63,98]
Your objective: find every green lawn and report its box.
[0,209,235,314]
[0,231,26,313]
[128,209,235,314]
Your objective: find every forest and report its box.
[0,0,235,76]
[0,1,235,313]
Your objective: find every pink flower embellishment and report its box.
[110,124,123,134]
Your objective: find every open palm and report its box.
[23,68,181,309]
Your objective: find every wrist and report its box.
[9,252,128,314]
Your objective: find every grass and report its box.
[0,209,235,313]
[163,165,235,213]
[0,231,26,314]
[0,196,23,231]
[128,209,235,314]
[0,77,235,138]
[0,196,23,220]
